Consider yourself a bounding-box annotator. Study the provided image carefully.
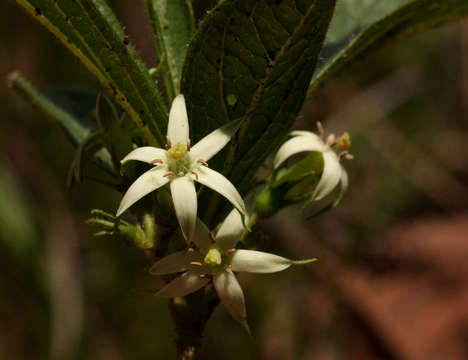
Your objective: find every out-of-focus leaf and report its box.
[145,0,195,101]
[42,88,99,132]
[182,0,336,194]
[10,73,93,145]
[8,73,113,171]
[310,0,468,92]
[0,160,38,261]
[324,0,409,45]
[14,0,168,146]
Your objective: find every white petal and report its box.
[156,271,209,298]
[167,94,189,145]
[195,167,246,215]
[230,250,292,273]
[117,167,169,216]
[340,166,348,193]
[120,147,167,164]
[273,132,328,169]
[213,272,247,325]
[327,166,348,209]
[190,119,242,161]
[193,218,212,250]
[215,209,244,250]
[171,176,197,242]
[314,151,342,200]
[149,251,202,275]
[289,130,319,137]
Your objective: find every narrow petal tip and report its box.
[291,258,317,265]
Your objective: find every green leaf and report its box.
[310,0,468,92]
[0,161,38,262]
[8,72,113,171]
[42,88,97,125]
[324,0,409,45]
[67,131,109,187]
[181,0,336,194]
[96,94,137,168]
[145,0,195,101]
[9,73,92,145]
[14,0,168,146]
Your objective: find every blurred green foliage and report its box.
[1,0,468,359]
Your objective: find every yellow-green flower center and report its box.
[204,247,222,266]
[168,143,188,160]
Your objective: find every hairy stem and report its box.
[169,289,219,359]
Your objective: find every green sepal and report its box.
[273,152,323,188]
[134,213,157,250]
[255,151,326,216]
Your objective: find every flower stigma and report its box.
[204,247,223,266]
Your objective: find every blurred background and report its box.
[1,0,468,359]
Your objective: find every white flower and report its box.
[273,126,350,201]
[116,94,246,242]
[150,209,315,326]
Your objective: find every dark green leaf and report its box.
[182,0,336,194]
[9,73,92,145]
[310,0,468,92]
[96,94,138,169]
[8,72,113,171]
[145,0,195,100]
[15,0,169,146]
[0,161,38,262]
[42,88,98,125]
[67,131,109,187]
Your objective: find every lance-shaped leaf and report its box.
[145,0,195,101]
[181,0,336,194]
[15,0,168,146]
[95,94,138,172]
[15,0,100,70]
[8,72,113,172]
[310,0,468,92]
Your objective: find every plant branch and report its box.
[169,289,219,359]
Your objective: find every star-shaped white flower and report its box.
[150,209,315,326]
[273,126,350,201]
[117,94,246,242]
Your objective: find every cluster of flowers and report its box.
[116,95,348,326]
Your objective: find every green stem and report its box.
[240,212,259,244]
